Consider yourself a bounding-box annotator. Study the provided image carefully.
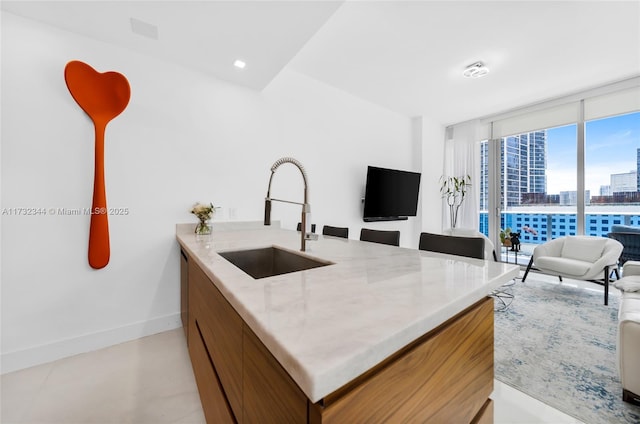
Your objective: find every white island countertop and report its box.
[176,222,519,403]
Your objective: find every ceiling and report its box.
[3,1,639,125]
[0,1,344,91]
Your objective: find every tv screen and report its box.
[363,166,421,222]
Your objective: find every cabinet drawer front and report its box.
[243,326,308,423]
[471,399,493,424]
[189,261,243,422]
[188,321,235,424]
[180,250,189,340]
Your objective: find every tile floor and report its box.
[1,323,586,424]
[1,329,205,424]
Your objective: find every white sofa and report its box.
[615,261,640,406]
[522,236,623,305]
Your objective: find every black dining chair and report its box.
[425,232,512,311]
[297,222,316,233]
[418,232,485,259]
[322,225,349,239]
[607,231,640,265]
[360,228,400,247]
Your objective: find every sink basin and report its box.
[218,246,332,279]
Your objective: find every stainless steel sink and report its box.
[218,246,332,279]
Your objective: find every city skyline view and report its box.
[547,111,639,196]
[480,111,639,213]
[479,110,639,250]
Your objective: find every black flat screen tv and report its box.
[363,166,421,222]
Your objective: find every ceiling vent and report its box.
[130,18,159,40]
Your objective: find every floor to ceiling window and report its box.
[585,111,640,235]
[476,81,639,265]
[481,125,578,263]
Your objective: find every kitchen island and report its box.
[177,222,520,423]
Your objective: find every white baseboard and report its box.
[1,313,182,375]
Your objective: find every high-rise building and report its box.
[559,190,591,206]
[637,148,639,191]
[480,131,547,209]
[502,131,547,207]
[480,141,489,210]
[611,170,637,193]
[480,211,640,243]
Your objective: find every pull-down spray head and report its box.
[264,172,274,225]
[264,198,272,226]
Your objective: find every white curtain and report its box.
[442,120,482,231]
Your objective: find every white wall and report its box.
[417,116,446,233]
[1,13,442,372]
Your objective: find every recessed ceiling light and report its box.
[463,62,489,78]
[233,60,246,69]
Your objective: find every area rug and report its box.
[494,277,640,424]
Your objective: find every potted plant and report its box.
[440,175,471,229]
[500,227,512,247]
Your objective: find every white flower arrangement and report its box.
[191,202,217,235]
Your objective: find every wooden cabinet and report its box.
[471,399,494,424]
[243,325,308,423]
[180,249,189,340]
[184,253,494,424]
[188,258,244,422]
[188,321,235,423]
[310,297,494,423]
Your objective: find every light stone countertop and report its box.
[176,221,520,402]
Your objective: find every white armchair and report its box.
[522,236,623,305]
